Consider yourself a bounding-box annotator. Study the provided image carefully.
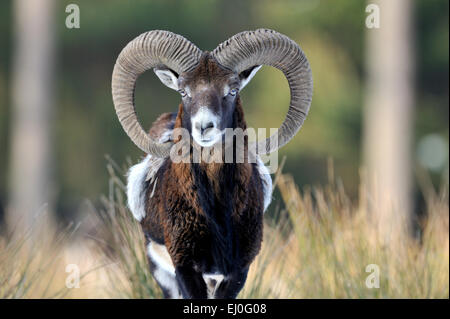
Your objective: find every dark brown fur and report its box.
[140,54,265,298]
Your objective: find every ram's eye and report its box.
[229,88,238,96]
[178,89,187,97]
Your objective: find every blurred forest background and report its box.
[0,0,448,299]
[0,0,448,226]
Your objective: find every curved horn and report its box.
[212,29,313,154]
[112,30,202,157]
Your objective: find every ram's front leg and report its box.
[214,267,249,299]
[169,236,209,299]
[175,264,208,299]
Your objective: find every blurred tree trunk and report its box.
[363,0,414,241]
[8,0,55,232]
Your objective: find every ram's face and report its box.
[154,54,261,147]
[113,29,313,158]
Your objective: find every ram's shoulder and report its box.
[148,112,177,143]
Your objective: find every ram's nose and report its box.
[191,107,222,147]
[192,107,218,135]
[195,121,215,135]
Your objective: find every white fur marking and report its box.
[153,267,180,298]
[158,130,172,143]
[147,242,181,299]
[147,242,175,275]
[203,273,225,299]
[150,177,158,198]
[223,84,230,97]
[257,157,273,212]
[127,155,152,221]
[127,139,169,221]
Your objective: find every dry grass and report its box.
[0,160,448,298]
[241,173,449,298]
[0,216,82,298]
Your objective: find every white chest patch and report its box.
[202,273,225,299]
[127,153,273,222]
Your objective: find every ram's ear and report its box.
[239,65,262,90]
[154,68,179,91]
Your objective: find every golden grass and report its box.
[241,173,448,298]
[1,161,448,298]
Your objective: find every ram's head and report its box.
[112,29,313,156]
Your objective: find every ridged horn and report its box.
[212,29,313,154]
[112,30,202,157]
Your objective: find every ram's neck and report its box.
[170,97,252,200]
